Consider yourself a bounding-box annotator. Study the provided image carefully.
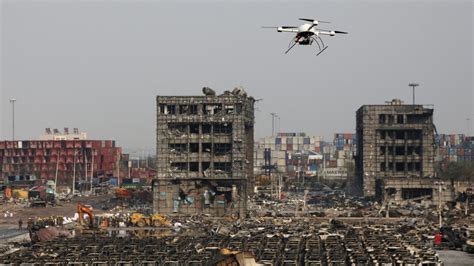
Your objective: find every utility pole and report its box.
[72,149,77,195]
[90,150,94,193]
[84,151,88,191]
[117,153,121,187]
[276,115,281,135]
[270,113,277,136]
[466,118,471,136]
[435,181,444,228]
[408,83,419,105]
[9,98,16,140]
[54,150,60,194]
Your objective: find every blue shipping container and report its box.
[465,149,472,155]
[275,138,282,145]
[110,178,118,186]
[304,138,310,144]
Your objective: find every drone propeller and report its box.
[299,18,330,23]
[262,26,298,29]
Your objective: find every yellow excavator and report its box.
[130,213,170,227]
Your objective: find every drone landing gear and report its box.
[285,41,298,54]
[317,46,328,56]
[285,37,299,54]
[311,36,328,56]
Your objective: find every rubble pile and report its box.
[0,219,444,265]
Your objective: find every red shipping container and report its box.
[287,144,293,151]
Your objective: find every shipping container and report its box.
[275,138,282,145]
[343,133,353,140]
[337,159,345,167]
[287,144,293,151]
[110,178,118,186]
[448,148,456,156]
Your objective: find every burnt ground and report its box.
[0,194,111,232]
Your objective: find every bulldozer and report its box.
[130,213,170,227]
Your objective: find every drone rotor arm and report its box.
[277,26,299,33]
[317,30,348,36]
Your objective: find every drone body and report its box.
[264,18,348,55]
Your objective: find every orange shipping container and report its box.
[115,188,132,199]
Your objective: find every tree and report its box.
[437,161,474,181]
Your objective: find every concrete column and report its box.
[394,188,402,201]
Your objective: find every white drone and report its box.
[263,18,348,55]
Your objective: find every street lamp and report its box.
[434,181,444,228]
[9,98,16,140]
[408,83,419,105]
[270,113,277,136]
[467,118,471,136]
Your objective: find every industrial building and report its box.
[0,129,123,190]
[153,88,255,217]
[355,99,443,201]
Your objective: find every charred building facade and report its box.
[153,88,254,217]
[355,99,438,201]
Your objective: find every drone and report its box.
[263,18,348,55]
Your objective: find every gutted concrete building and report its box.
[355,99,440,201]
[153,88,254,217]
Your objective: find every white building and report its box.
[39,128,87,140]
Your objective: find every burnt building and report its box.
[355,99,441,201]
[153,88,255,217]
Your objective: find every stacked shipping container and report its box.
[0,140,122,185]
[436,134,474,162]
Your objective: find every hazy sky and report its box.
[1,0,473,154]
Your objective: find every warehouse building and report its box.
[153,88,255,217]
[354,99,445,202]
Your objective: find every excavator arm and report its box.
[77,203,94,228]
